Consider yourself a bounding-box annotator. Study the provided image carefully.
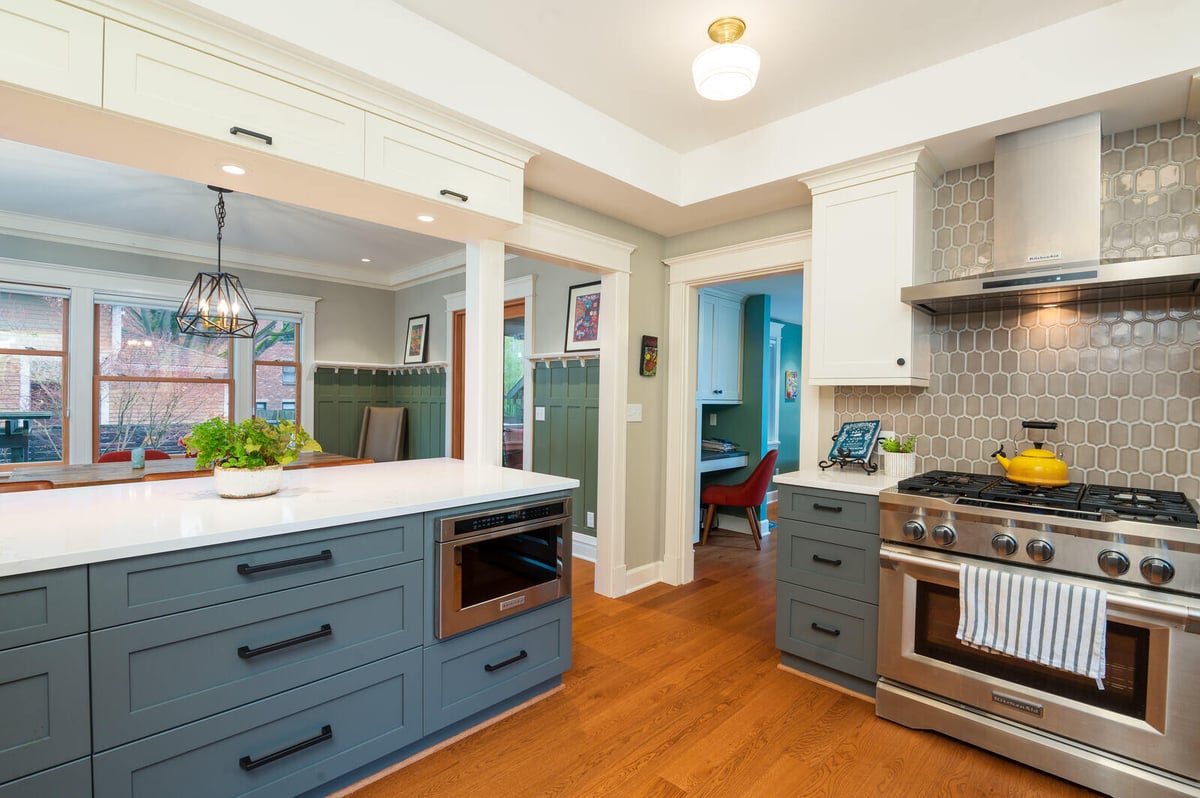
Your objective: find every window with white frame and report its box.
[0,286,68,466]
[253,316,300,422]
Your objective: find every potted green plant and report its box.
[880,434,917,478]
[183,417,322,498]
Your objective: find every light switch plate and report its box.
[625,403,642,422]
[709,413,717,426]
[535,406,546,421]
[586,511,595,527]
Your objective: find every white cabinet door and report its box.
[807,174,930,386]
[0,0,102,105]
[103,22,365,178]
[696,290,742,403]
[365,113,523,225]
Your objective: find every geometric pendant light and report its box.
[175,186,259,338]
[692,17,760,102]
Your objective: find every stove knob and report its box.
[1139,557,1175,586]
[1097,550,1130,577]
[1026,539,1055,563]
[902,520,926,541]
[991,534,1018,556]
[931,523,957,547]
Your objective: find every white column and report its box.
[462,240,505,465]
[662,279,697,585]
[594,269,629,598]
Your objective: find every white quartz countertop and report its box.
[0,459,578,578]
[774,467,898,496]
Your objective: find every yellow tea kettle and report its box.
[990,442,1069,487]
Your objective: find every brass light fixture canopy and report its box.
[707,16,747,45]
[176,186,259,339]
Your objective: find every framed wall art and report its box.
[403,314,429,364]
[639,335,658,376]
[564,281,601,352]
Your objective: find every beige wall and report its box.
[664,206,811,259]
[393,271,463,364]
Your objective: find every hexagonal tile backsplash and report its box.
[840,118,1200,495]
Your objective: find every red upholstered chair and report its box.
[700,448,778,550]
[97,449,172,463]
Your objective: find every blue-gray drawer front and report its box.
[778,487,877,533]
[0,636,90,783]
[776,519,880,604]
[776,582,878,683]
[0,567,87,651]
[0,758,90,798]
[92,650,421,798]
[90,515,420,628]
[424,600,570,734]
[91,563,422,750]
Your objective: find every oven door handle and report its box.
[879,545,1200,633]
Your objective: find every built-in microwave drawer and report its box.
[776,582,878,684]
[776,519,880,604]
[92,651,422,798]
[424,599,571,734]
[91,564,422,750]
[89,515,421,627]
[0,635,90,784]
[0,567,87,651]
[778,487,877,533]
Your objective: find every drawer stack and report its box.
[775,485,881,695]
[0,568,92,798]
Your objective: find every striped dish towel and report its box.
[956,564,1107,689]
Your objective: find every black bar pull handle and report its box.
[811,622,841,637]
[812,503,843,513]
[237,549,332,576]
[238,624,332,659]
[484,649,528,673]
[812,554,843,567]
[439,188,469,202]
[239,724,332,771]
[229,126,273,145]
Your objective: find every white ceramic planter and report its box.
[882,451,917,479]
[213,464,283,498]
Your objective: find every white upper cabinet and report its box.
[0,0,102,105]
[365,113,524,225]
[804,149,936,387]
[697,289,743,404]
[103,22,366,178]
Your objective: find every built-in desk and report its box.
[699,450,748,473]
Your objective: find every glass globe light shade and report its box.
[692,43,760,101]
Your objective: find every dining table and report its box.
[3,451,371,488]
[0,410,54,463]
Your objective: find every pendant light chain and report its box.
[214,190,226,274]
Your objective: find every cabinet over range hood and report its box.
[903,113,1200,314]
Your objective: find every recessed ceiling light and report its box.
[361,258,372,263]
[417,214,435,223]
[219,163,247,176]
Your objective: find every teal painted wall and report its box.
[313,367,446,459]
[777,323,802,474]
[532,360,599,537]
[703,294,770,487]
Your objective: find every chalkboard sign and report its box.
[828,420,881,461]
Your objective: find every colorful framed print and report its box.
[403,314,429,364]
[564,281,601,352]
[639,335,658,376]
[784,370,798,400]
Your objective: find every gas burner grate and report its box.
[1082,485,1199,527]
[896,470,998,498]
[979,480,1085,512]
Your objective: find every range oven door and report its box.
[436,515,570,639]
[878,543,1200,782]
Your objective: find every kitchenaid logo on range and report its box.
[992,691,1044,717]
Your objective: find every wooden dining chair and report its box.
[142,471,205,481]
[0,480,54,492]
[699,448,778,550]
[357,407,407,463]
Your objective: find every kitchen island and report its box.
[0,459,577,798]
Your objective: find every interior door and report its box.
[450,299,525,465]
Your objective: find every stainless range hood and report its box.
[902,113,1200,313]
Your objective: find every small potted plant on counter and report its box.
[880,434,917,478]
[183,417,322,498]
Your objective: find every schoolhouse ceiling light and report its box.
[692,17,760,102]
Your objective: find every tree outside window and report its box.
[254,319,299,423]
[0,289,67,466]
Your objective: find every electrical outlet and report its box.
[586,511,595,527]
[709,413,717,426]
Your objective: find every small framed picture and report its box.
[784,370,798,400]
[564,281,601,352]
[639,335,658,376]
[403,314,429,364]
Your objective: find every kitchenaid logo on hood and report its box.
[1025,252,1062,264]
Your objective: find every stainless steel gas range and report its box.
[875,470,1200,798]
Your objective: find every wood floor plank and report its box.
[347,535,1099,798]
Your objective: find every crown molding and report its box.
[499,213,637,274]
[663,230,812,284]
[798,147,943,195]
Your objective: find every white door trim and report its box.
[661,231,812,585]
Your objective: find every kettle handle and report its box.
[1021,420,1058,430]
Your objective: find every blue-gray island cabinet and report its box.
[0,460,576,798]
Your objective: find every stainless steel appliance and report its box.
[876,471,1200,797]
[436,497,571,639]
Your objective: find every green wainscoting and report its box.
[314,367,446,459]
[532,359,599,537]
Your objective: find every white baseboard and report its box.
[572,531,597,563]
[621,561,663,595]
[713,510,771,537]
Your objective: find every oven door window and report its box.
[914,582,1150,719]
[458,526,560,608]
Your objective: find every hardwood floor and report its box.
[346,531,1098,797]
